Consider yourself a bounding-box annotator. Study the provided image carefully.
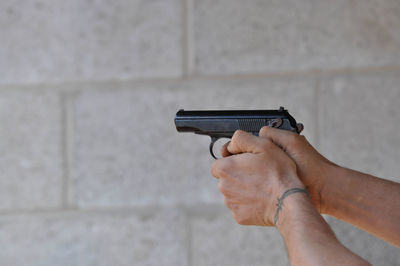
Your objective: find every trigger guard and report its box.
[209,137,219,160]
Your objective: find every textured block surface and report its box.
[320,71,400,263]
[193,0,400,75]
[319,71,400,181]
[70,77,315,207]
[327,217,400,265]
[1,0,400,264]
[0,0,182,84]
[0,209,187,266]
[191,210,288,266]
[0,90,62,210]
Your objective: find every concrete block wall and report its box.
[0,0,399,265]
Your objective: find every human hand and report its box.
[211,130,304,226]
[222,126,336,214]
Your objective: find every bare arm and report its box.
[211,130,370,266]
[256,126,400,247]
[322,166,400,246]
[277,193,371,266]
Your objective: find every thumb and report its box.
[259,126,298,151]
[227,130,266,154]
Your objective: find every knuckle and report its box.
[211,160,231,178]
[219,161,233,178]
[233,213,249,225]
[224,198,233,209]
[259,126,270,137]
[232,130,245,143]
[210,161,219,177]
[238,220,248,225]
[232,212,241,224]
[218,181,227,194]
[233,129,245,137]
[218,181,234,197]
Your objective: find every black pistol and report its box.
[174,106,303,159]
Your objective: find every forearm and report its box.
[322,165,400,247]
[277,193,371,266]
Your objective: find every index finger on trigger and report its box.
[221,141,232,157]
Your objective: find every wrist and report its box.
[275,192,315,235]
[268,174,306,225]
[274,187,309,225]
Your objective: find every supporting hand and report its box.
[222,126,335,214]
[211,130,304,226]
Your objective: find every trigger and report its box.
[209,137,219,160]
